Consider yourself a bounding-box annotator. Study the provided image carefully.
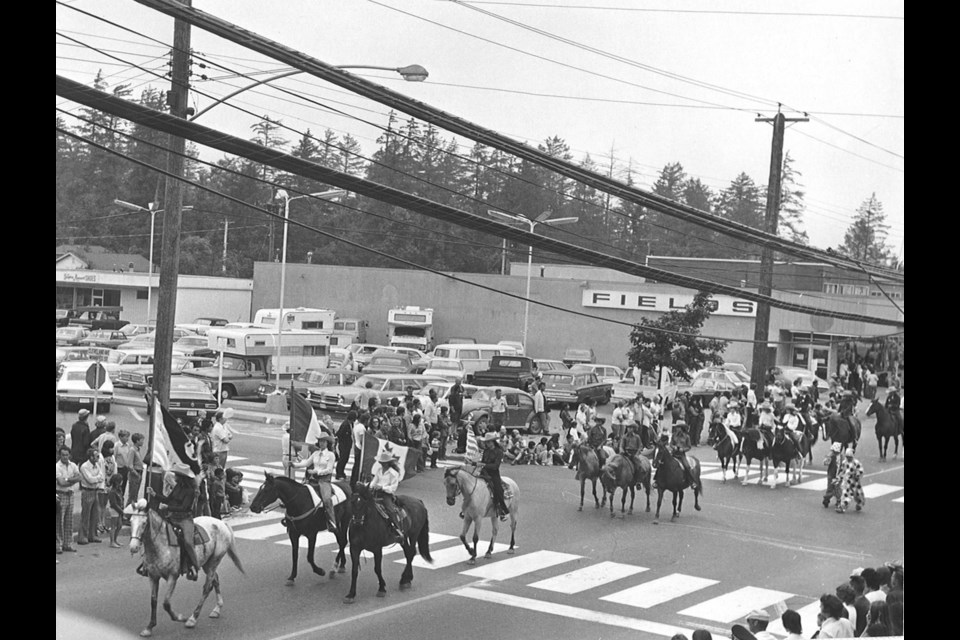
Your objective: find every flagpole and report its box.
[358,429,367,484]
[145,389,158,500]
[287,379,295,479]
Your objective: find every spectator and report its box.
[77,447,105,544]
[533,383,548,434]
[745,609,776,640]
[534,437,549,465]
[70,409,92,464]
[862,601,890,637]
[835,448,865,514]
[490,388,508,431]
[886,567,903,607]
[92,420,118,453]
[336,412,356,480]
[691,631,713,640]
[209,467,225,519]
[351,414,369,487]
[56,428,67,462]
[816,593,855,638]
[835,583,858,632]
[126,433,145,507]
[56,445,80,553]
[861,568,885,603]
[105,474,124,548]
[888,601,904,635]
[670,635,688,640]
[429,431,441,469]
[98,440,117,534]
[823,443,843,509]
[779,610,803,640]
[875,565,892,595]
[114,430,133,496]
[436,406,452,460]
[211,410,234,468]
[849,569,870,636]
[225,469,244,511]
[729,624,757,640]
[407,414,426,472]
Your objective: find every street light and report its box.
[487,210,579,353]
[190,64,429,121]
[271,189,346,390]
[114,199,193,325]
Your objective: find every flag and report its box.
[290,391,327,446]
[360,434,420,482]
[465,425,480,463]
[144,399,202,475]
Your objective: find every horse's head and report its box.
[443,467,464,506]
[866,399,879,417]
[127,498,151,555]
[349,483,373,518]
[249,473,280,513]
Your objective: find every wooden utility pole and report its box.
[154,0,192,405]
[750,110,808,390]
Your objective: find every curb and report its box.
[110,394,287,425]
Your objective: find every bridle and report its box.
[445,467,477,504]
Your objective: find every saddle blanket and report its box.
[306,483,347,510]
[166,522,210,547]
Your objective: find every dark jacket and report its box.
[337,419,353,449]
[154,479,197,517]
[587,425,606,448]
[621,431,641,453]
[70,421,91,463]
[480,444,503,474]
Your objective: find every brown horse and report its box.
[575,444,605,511]
[866,398,901,461]
[651,443,702,521]
[599,454,651,518]
[737,428,771,486]
[708,422,739,482]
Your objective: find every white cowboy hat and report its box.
[170,462,195,479]
[376,450,398,464]
[482,431,499,442]
[315,432,334,444]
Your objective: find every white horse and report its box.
[443,466,519,564]
[128,500,244,637]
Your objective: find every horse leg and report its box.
[162,574,185,622]
[343,545,361,603]
[627,485,635,515]
[609,487,616,518]
[186,566,215,629]
[335,526,348,573]
[741,459,751,486]
[486,516,499,559]
[306,533,326,577]
[654,489,664,521]
[671,491,679,519]
[286,530,299,586]
[508,509,517,554]
[141,576,160,637]
[620,486,627,516]
[644,479,651,512]
[595,479,604,508]
[458,517,475,563]
[770,462,778,489]
[399,542,415,589]
[373,548,387,597]
[209,572,223,619]
[579,477,585,511]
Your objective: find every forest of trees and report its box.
[56,74,898,279]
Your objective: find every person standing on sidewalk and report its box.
[211,409,234,469]
[56,446,81,553]
[77,447,105,544]
[70,409,92,464]
[490,388,508,431]
[126,433,144,507]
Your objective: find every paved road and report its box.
[56,399,903,639]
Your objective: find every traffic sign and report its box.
[85,363,108,390]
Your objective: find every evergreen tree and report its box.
[839,193,892,265]
[715,172,764,258]
[776,151,809,245]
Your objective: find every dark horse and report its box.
[768,428,808,489]
[600,454,651,518]
[576,444,606,511]
[737,428,771,486]
[708,422,739,483]
[343,484,433,603]
[651,443,702,521]
[867,398,901,461]
[824,406,862,453]
[249,475,350,586]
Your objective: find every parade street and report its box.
[56,400,903,640]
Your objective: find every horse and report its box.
[128,501,244,637]
[248,474,350,586]
[651,443,702,521]
[866,399,901,461]
[708,422,739,483]
[443,466,518,563]
[343,483,432,603]
[737,428,771,486]
[824,410,862,453]
[768,427,807,488]
[575,443,605,511]
[599,454,651,518]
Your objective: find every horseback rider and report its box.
[828,392,859,452]
[779,404,804,447]
[755,401,776,449]
[146,462,200,581]
[292,432,338,534]
[884,387,903,433]
[669,423,698,490]
[716,400,742,450]
[619,422,644,476]
[586,417,608,467]
[369,449,404,539]
[477,431,509,521]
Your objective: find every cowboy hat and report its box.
[375,450,398,464]
[785,403,796,411]
[170,462,195,479]
[482,431,499,442]
[745,609,770,622]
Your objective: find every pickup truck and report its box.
[471,355,538,392]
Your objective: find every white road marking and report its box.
[452,587,694,638]
[678,586,794,623]
[766,599,820,637]
[861,483,903,499]
[893,496,903,503]
[407,540,511,569]
[529,561,648,594]
[127,407,144,422]
[460,550,581,581]
[234,522,290,540]
[222,510,283,527]
[792,477,830,491]
[226,455,247,463]
[601,573,718,609]
[276,531,338,549]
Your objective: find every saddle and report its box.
[165,519,209,548]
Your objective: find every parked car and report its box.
[461,387,541,434]
[689,368,746,395]
[767,366,829,392]
[441,337,477,345]
[56,309,78,327]
[117,327,196,350]
[540,370,612,407]
[257,367,362,402]
[569,363,625,385]
[363,351,416,375]
[119,323,153,339]
[497,340,525,356]
[176,317,229,336]
[562,348,596,367]
[173,335,216,357]
[57,361,113,413]
[115,356,213,391]
[421,357,465,382]
[534,359,569,374]
[472,356,538,391]
[98,348,157,383]
[307,373,445,413]
[406,381,480,410]
[612,367,680,407]
[56,326,89,346]
[348,343,387,370]
[56,346,111,377]
[67,306,129,331]
[327,347,356,371]
[145,376,218,420]
[78,330,128,349]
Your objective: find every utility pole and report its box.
[154,0,192,406]
[750,110,808,390]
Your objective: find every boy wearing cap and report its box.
[745,609,776,640]
[293,433,338,533]
[835,447,865,514]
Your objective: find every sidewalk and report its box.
[112,394,289,426]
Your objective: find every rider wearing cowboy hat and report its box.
[146,462,200,581]
[780,403,804,447]
[619,422,643,476]
[293,432,338,533]
[369,448,404,538]
[474,431,508,520]
[586,417,608,468]
[670,422,698,490]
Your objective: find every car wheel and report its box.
[599,390,612,406]
[220,386,234,401]
[527,415,542,435]
[475,416,489,433]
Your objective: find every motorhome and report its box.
[253,307,336,332]
[330,317,368,347]
[387,306,434,352]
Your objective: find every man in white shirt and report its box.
[490,389,508,430]
[611,401,626,443]
[78,447,105,545]
[423,389,440,432]
[351,415,369,488]
[56,446,81,553]
[533,383,548,434]
[211,410,234,469]
[293,433,338,532]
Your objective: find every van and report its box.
[431,343,512,383]
[330,318,368,347]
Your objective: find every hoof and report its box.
[506,548,515,555]
[376,590,386,598]
[399,582,411,590]
[645,507,651,512]
[653,520,659,525]
[467,557,477,565]
[313,567,326,577]
[594,503,600,509]
[577,506,582,512]
[695,504,702,511]
[628,509,634,515]
[484,553,493,560]
[285,579,295,587]
[342,596,355,605]
[140,630,153,638]
[338,565,346,574]
[185,618,196,629]
[175,615,187,622]
[610,512,615,519]
[208,610,220,619]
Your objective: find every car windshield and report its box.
[372,357,406,366]
[351,375,386,388]
[56,328,78,336]
[106,351,127,364]
[473,389,496,402]
[170,378,209,391]
[217,355,247,371]
[495,359,523,368]
[543,373,575,384]
[178,337,207,346]
[569,365,591,372]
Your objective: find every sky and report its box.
[56,0,904,257]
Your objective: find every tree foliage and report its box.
[627,291,729,382]
[839,193,892,266]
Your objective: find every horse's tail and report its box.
[226,537,246,575]
[417,509,433,564]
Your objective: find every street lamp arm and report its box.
[190,69,303,121]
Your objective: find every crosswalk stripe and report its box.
[893,496,903,503]
[698,470,729,481]
[407,541,511,569]
[601,573,719,609]
[223,510,283,528]
[862,483,903,499]
[226,455,247,463]
[460,550,581,581]
[529,561,648,594]
[453,587,694,638]
[766,599,819,637]
[276,531,338,549]
[792,477,830,491]
[234,465,277,476]
[263,462,284,468]
[235,522,289,541]
[677,586,794,623]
